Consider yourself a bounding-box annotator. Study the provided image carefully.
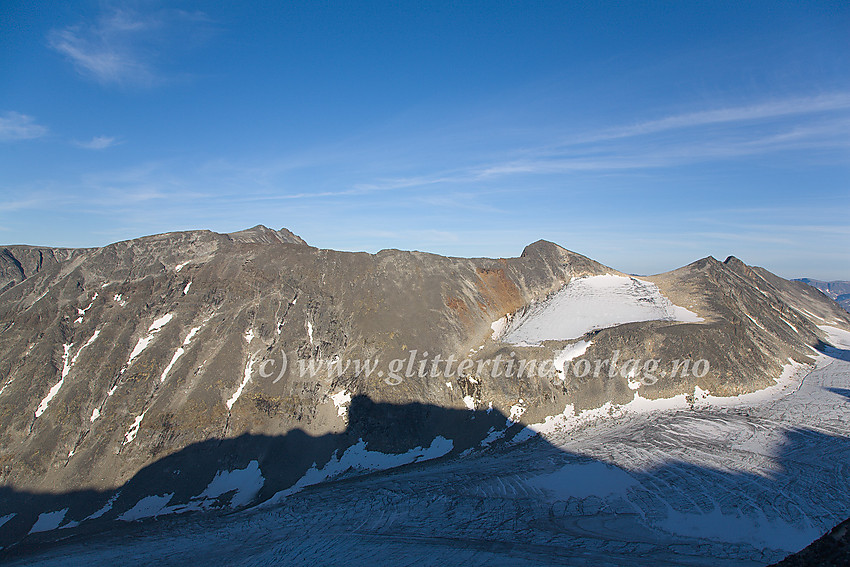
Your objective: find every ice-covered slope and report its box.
[496,274,702,344]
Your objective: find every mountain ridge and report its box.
[0,226,848,551]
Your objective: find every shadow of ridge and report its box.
[4,401,850,566]
[0,395,524,552]
[826,387,850,401]
[814,339,850,362]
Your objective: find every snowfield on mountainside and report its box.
[495,274,703,345]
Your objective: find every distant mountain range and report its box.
[795,278,850,312]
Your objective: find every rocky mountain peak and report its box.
[225,225,307,245]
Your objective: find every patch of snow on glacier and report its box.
[118,494,174,522]
[269,436,454,504]
[197,460,264,508]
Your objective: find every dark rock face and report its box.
[0,247,84,294]
[770,516,850,566]
[0,226,848,548]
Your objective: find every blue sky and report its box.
[1,1,848,279]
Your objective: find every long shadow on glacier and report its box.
[815,339,850,362]
[2,396,850,566]
[826,387,850,401]
[0,396,523,551]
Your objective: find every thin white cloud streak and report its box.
[0,197,51,212]
[0,112,48,141]
[74,136,120,150]
[475,108,850,177]
[579,93,850,143]
[48,12,157,87]
[47,8,209,87]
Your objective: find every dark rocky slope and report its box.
[770,516,850,566]
[796,278,850,313]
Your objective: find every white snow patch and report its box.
[29,509,68,534]
[149,313,173,332]
[34,344,72,418]
[306,321,314,345]
[694,385,710,400]
[113,293,126,306]
[85,494,118,521]
[330,390,352,417]
[185,326,201,344]
[90,407,100,422]
[745,313,765,330]
[126,313,173,367]
[553,340,591,373]
[226,358,254,410]
[198,461,264,508]
[58,519,79,530]
[183,281,192,295]
[123,411,146,445]
[508,400,526,423]
[160,348,185,383]
[445,381,453,389]
[480,428,503,447]
[75,330,100,360]
[502,275,703,345]
[58,343,73,379]
[270,437,454,503]
[74,293,98,324]
[463,395,476,410]
[244,328,254,344]
[127,336,154,366]
[119,494,174,522]
[175,261,188,272]
[36,330,100,418]
[490,315,510,339]
[160,326,201,383]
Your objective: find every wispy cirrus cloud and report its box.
[0,112,48,141]
[586,92,850,142]
[474,93,850,177]
[48,10,158,87]
[74,135,120,150]
[47,7,210,87]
